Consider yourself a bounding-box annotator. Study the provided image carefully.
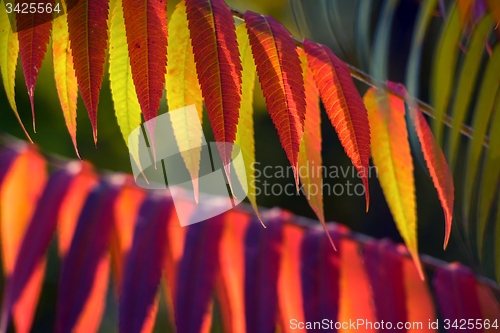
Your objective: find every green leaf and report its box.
[464,45,500,225]
[447,14,493,168]
[431,6,461,145]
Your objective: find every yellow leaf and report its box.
[234,22,263,225]
[52,5,79,156]
[364,88,423,278]
[166,0,204,201]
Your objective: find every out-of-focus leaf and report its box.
[300,226,341,328]
[245,11,306,187]
[477,94,500,255]
[119,194,173,333]
[0,146,47,333]
[66,0,110,142]
[109,178,145,288]
[447,15,493,167]
[364,88,422,278]
[0,6,30,140]
[297,48,325,229]
[464,45,500,223]
[174,214,225,333]
[487,0,500,23]
[337,233,376,332]
[122,0,167,124]
[433,263,483,329]
[167,0,203,201]
[431,6,461,145]
[0,162,84,333]
[363,240,408,325]
[457,0,474,27]
[278,224,305,333]
[109,0,142,148]
[405,0,438,97]
[397,245,437,333]
[371,0,399,82]
[56,179,121,333]
[476,282,500,332]
[304,39,371,210]
[234,22,262,224]
[186,0,242,187]
[52,1,79,155]
[216,210,251,333]
[16,0,52,129]
[244,210,283,332]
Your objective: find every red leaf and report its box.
[122,0,167,123]
[433,263,483,332]
[303,39,371,210]
[56,179,121,333]
[186,0,242,185]
[174,215,225,333]
[244,210,284,332]
[363,240,408,325]
[16,0,52,130]
[245,11,306,187]
[119,193,173,333]
[300,226,341,325]
[66,0,110,141]
[0,165,78,327]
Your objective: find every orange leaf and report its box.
[304,39,371,210]
[278,224,305,333]
[245,11,306,187]
[16,0,52,130]
[0,145,47,333]
[186,0,242,186]
[122,0,167,123]
[67,0,110,141]
[216,210,251,333]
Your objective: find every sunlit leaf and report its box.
[167,0,203,201]
[52,1,79,155]
[67,0,110,142]
[0,5,30,141]
[234,22,262,224]
[297,48,325,229]
[122,0,168,124]
[16,0,52,130]
[245,11,306,188]
[186,0,242,188]
[109,0,142,148]
[364,88,422,278]
[304,39,371,210]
